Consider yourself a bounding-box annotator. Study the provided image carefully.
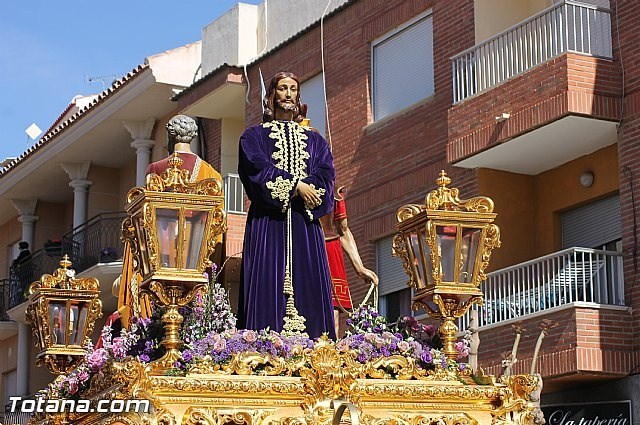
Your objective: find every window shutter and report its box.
[300,73,327,137]
[373,14,434,120]
[561,195,621,249]
[376,235,411,296]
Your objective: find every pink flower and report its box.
[382,331,395,342]
[455,341,469,360]
[242,330,257,343]
[77,370,90,383]
[213,338,226,352]
[66,377,79,395]
[397,341,411,353]
[111,337,128,359]
[374,336,386,348]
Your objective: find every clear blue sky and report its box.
[0,0,260,162]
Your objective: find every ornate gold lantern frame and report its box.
[122,153,226,372]
[393,171,501,359]
[26,256,103,374]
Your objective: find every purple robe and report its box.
[237,120,336,339]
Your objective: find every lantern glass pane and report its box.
[460,227,482,283]
[436,225,457,282]
[49,301,67,345]
[69,301,89,346]
[156,208,180,268]
[184,210,208,269]
[413,229,433,287]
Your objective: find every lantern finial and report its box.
[436,170,451,188]
[168,151,184,169]
[59,254,72,270]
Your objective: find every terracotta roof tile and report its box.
[1,64,149,177]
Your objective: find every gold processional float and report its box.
[24,156,544,425]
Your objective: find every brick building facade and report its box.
[176,0,640,419]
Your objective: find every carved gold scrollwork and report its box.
[298,337,363,424]
[362,355,426,380]
[492,374,541,425]
[392,233,417,290]
[361,413,479,425]
[143,153,222,196]
[423,171,494,214]
[476,224,501,283]
[183,407,270,425]
[396,204,424,223]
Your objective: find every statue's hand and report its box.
[296,181,322,209]
[357,268,379,286]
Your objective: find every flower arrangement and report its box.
[180,264,236,345]
[337,305,470,371]
[39,283,472,402]
[43,323,142,399]
[181,328,313,368]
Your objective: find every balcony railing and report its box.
[225,173,246,214]
[9,249,61,310]
[4,398,34,425]
[460,247,624,329]
[61,212,127,274]
[452,1,613,103]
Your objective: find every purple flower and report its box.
[139,354,150,363]
[111,337,128,359]
[67,377,79,395]
[420,350,433,364]
[77,370,89,383]
[87,348,108,372]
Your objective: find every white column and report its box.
[61,162,92,229]
[123,118,156,186]
[17,322,30,396]
[10,199,39,247]
[10,200,37,396]
[130,139,156,186]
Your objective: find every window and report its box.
[376,235,412,323]
[372,11,434,121]
[224,173,246,214]
[300,73,327,136]
[561,195,621,249]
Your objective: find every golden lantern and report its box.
[122,153,226,373]
[25,255,103,374]
[393,171,500,359]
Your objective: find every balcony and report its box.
[460,248,630,388]
[461,247,624,329]
[452,1,612,103]
[8,249,62,311]
[61,212,127,274]
[447,1,620,174]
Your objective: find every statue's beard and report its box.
[276,99,298,113]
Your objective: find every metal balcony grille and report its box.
[61,212,127,274]
[460,247,624,329]
[8,250,60,310]
[452,1,613,103]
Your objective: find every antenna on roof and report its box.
[85,73,122,91]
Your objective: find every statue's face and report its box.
[274,77,298,112]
